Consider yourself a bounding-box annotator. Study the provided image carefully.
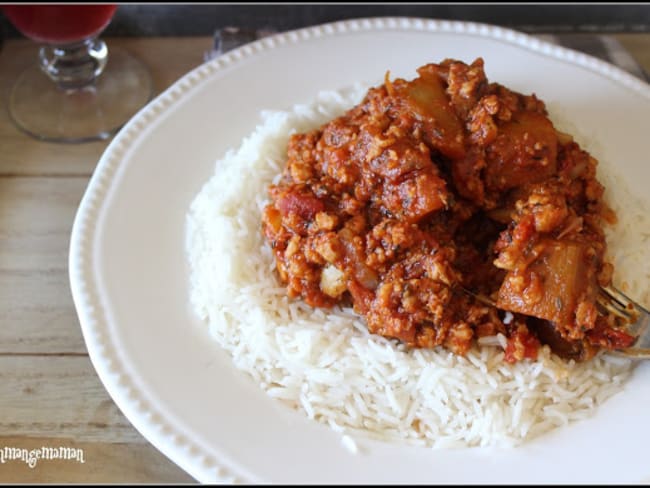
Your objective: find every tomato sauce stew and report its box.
[262,58,635,362]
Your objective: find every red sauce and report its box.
[2,5,117,44]
[504,326,541,363]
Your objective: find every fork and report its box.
[598,285,650,358]
[464,285,650,359]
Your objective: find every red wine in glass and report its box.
[2,4,152,142]
[3,5,118,43]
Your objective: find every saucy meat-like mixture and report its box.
[261,58,636,363]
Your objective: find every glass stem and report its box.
[39,38,108,90]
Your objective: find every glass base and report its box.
[9,46,152,143]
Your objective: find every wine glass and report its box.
[2,4,152,142]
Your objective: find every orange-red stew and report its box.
[262,58,635,362]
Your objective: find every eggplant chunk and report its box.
[496,239,598,328]
[485,111,558,191]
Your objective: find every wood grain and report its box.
[0,357,195,482]
[0,178,88,353]
[0,37,210,483]
[0,177,86,272]
[0,270,84,354]
[0,356,141,443]
[614,33,650,75]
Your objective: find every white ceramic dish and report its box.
[69,18,650,483]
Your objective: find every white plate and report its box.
[69,18,650,483]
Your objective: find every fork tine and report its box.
[600,285,650,358]
[460,284,650,358]
[602,285,650,315]
[601,285,634,310]
[460,286,496,307]
[597,292,634,320]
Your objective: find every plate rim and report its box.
[68,16,650,483]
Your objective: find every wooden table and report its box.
[0,34,648,483]
[0,36,209,484]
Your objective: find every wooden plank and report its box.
[0,354,202,483]
[0,355,147,444]
[0,357,195,481]
[0,436,196,483]
[0,36,212,483]
[0,37,211,176]
[0,177,92,353]
[613,33,650,75]
[108,37,213,94]
[0,177,87,271]
[0,270,85,354]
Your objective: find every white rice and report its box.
[185,84,649,449]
